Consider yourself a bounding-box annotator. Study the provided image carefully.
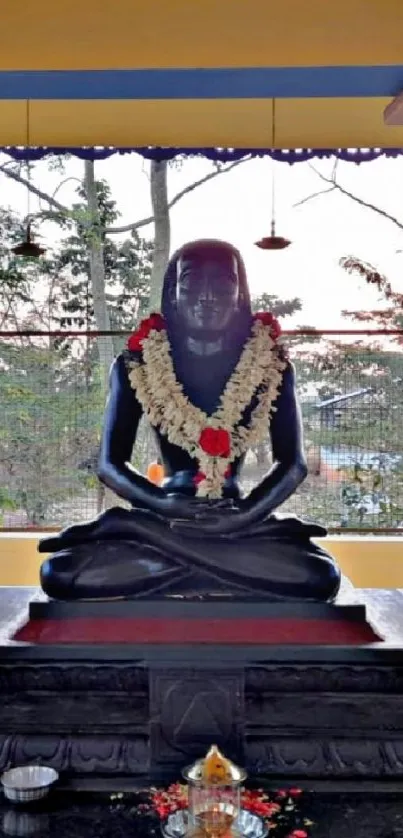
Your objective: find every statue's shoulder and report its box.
[274,345,294,376]
[253,311,288,362]
[106,353,133,388]
[121,313,166,372]
[121,348,138,373]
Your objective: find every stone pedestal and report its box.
[1,597,403,789]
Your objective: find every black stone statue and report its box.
[39,239,340,601]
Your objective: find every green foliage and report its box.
[0,342,104,524]
[0,177,152,524]
[340,457,403,528]
[51,178,153,335]
[251,292,302,319]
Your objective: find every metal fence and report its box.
[0,328,402,534]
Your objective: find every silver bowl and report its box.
[1,766,58,804]
[161,808,268,838]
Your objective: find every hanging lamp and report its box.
[255,98,291,251]
[12,100,46,258]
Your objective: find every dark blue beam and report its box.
[0,65,401,99]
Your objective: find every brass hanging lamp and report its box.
[12,100,46,258]
[255,98,291,251]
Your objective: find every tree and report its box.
[0,154,251,320]
[0,195,152,524]
[83,160,114,390]
[51,177,153,352]
[0,204,102,524]
[252,292,302,319]
[293,165,403,527]
[339,255,403,332]
[294,161,403,236]
[0,152,254,422]
[0,154,254,518]
[0,341,103,525]
[149,161,170,311]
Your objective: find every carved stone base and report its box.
[2,598,403,789]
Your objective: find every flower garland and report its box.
[126,311,285,499]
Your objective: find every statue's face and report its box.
[175,250,240,333]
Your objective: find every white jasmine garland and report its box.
[128,319,286,498]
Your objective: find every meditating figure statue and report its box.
[39,239,341,601]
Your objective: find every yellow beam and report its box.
[1,97,403,149]
[0,0,401,70]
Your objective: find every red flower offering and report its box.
[127,312,165,352]
[254,311,282,341]
[199,428,231,458]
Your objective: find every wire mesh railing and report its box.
[0,328,402,534]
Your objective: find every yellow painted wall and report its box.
[0,534,402,588]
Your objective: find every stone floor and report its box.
[0,792,403,838]
[1,585,403,645]
[0,587,42,645]
[309,793,403,837]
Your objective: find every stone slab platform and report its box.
[16,599,379,644]
[1,587,403,789]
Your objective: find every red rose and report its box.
[199,428,231,458]
[288,831,308,838]
[146,312,165,332]
[254,311,282,341]
[127,331,145,352]
[127,312,165,352]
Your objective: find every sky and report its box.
[1,151,403,329]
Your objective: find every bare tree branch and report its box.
[104,157,251,234]
[331,158,339,181]
[293,185,336,208]
[108,213,154,235]
[0,154,251,238]
[52,176,82,200]
[0,159,21,172]
[294,164,403,232]
[0,295,14,330]
[0,163,69,215]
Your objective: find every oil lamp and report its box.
[183,745,246,838]
[255,99,291,252]
[12,102,46,259]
